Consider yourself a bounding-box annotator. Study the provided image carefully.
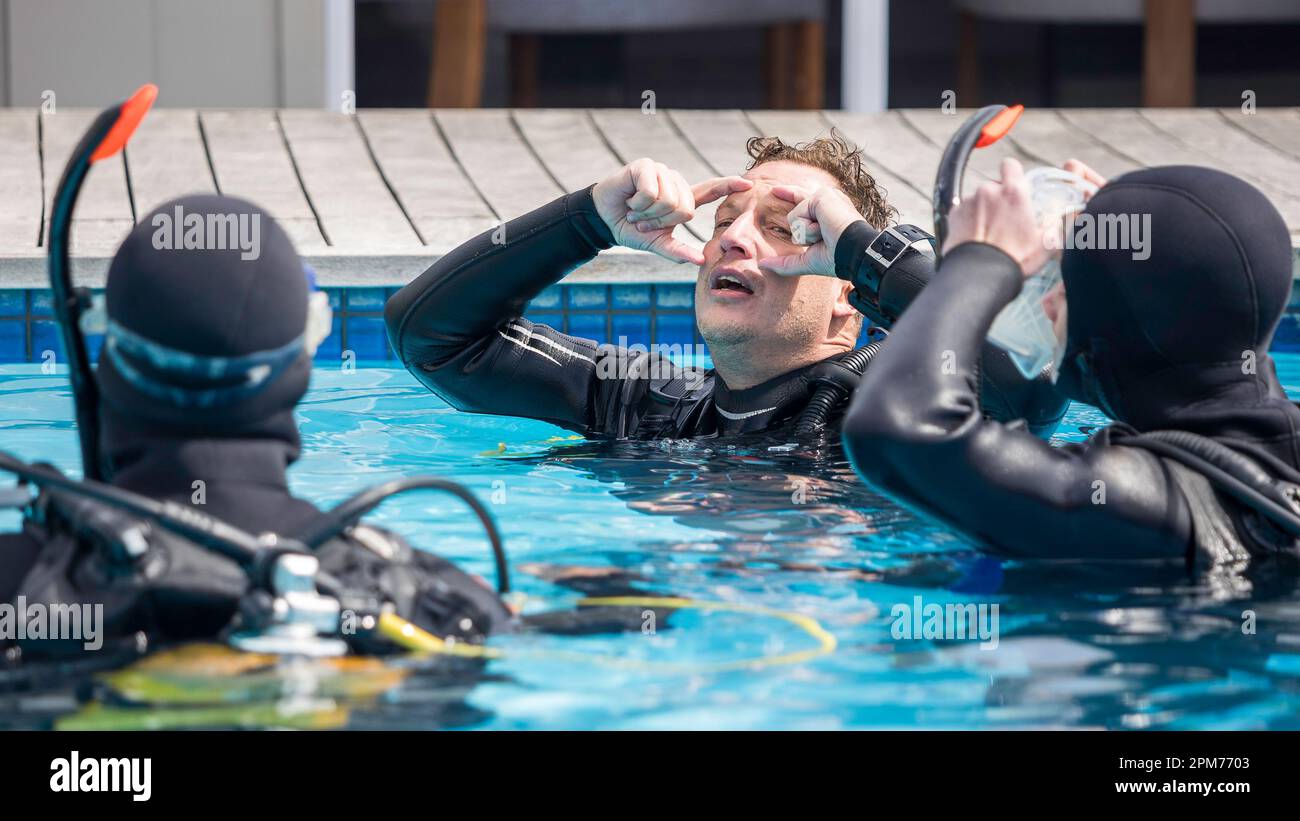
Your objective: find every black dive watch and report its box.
[836,222,936,326]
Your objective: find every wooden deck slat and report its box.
[741,110,830,144]
[126,109,217,216]
[1000,110,1140,182]
[511,109,623,193]
[41,109,134,255]
[199,110,326,251]
[277,110,421,250]
[823,111,942,197]
[666,109,758,176]
[898,109,1040,189]
[0,106,1298,288]
[1058,108,1224,168]
[0,111,43,253]
[1219,108,1300,163]
[356,109,496,252]
[588,109,720,242]
[434,109,563,220]
[1141,108,1300,200]
[745,110,932,229]
[1061,108,1300,230]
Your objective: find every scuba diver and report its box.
[842,156,1300,567]
[0,86,692,669]
[385,132,1067,441]
[1,192,512,660]
[0,91,845,720]
[1,84,515,662]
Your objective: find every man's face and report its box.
[696,160,854,354]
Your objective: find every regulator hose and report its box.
[296,477,510,595]
[1118,430,1300,539]
[793,339,886,436]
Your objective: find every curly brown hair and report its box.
[745,129,897,229]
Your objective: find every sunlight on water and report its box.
[2,359,1300,729]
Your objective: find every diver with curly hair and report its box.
[386,133,1067,440]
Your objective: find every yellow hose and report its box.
[378,596,837,673]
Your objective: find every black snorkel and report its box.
[797,107,1029,435]
[48,83,159,482]
[932,104,1024,259]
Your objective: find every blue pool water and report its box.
[3,357,1300,730]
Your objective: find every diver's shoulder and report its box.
[647,366,714,402]
[592,342,713,398]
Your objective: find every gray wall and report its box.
[0,0,353,108]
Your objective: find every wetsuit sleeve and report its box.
[0,530,43,604]
[385,186,655,435]
[835,221,933,327]
[836,221,1069,436]
[841,241,1193,560]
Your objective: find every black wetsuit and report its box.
[0,532,41,605]
[3,194,511,647]
[385,185,1068,439]
[843,165,1300,567]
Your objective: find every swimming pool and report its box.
[3,356,1300,730]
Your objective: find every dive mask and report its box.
[932,105,1095,382]
[985,166,1096,381]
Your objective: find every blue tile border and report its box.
[11,282,1300,365]
[0,284,707,364]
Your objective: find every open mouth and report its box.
[709,270,756,296]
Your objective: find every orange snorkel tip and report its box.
[89,83,157,163]
[933,103,1025,258]
[975,103,1023,149]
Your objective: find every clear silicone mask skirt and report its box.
[985,167,1097,381]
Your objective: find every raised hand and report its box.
[592,158,751,265]
[756,184,865,278]
[944,158,1050,278]
[1062,158,1108,198]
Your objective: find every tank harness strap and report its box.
[1160,460,1253,570]
[1115,428,1300,560]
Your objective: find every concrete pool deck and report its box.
[1,106,1299,289]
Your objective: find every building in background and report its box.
[0,0,352,109]
[0,1,1297,111]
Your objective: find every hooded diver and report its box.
[2,195,511,656]
[844,160,1300,566]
